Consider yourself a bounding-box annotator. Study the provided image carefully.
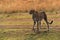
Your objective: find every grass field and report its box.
[0,0,60,40]
[0,12,60,40]
[0,29,60,40]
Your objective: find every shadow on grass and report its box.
[24,30,60,40]
[24,31,49,40]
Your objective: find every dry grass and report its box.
[0,12,59,27]
[0,0,60,40]
[0,0,60,12]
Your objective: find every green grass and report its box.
[0,29,60,40]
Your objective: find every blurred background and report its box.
[0,0,60,12]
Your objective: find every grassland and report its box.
[0,29,60,40]
[0,0,60,12]
[0,12,60,40]
[0,0,60,40]
[0,12,59,26]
